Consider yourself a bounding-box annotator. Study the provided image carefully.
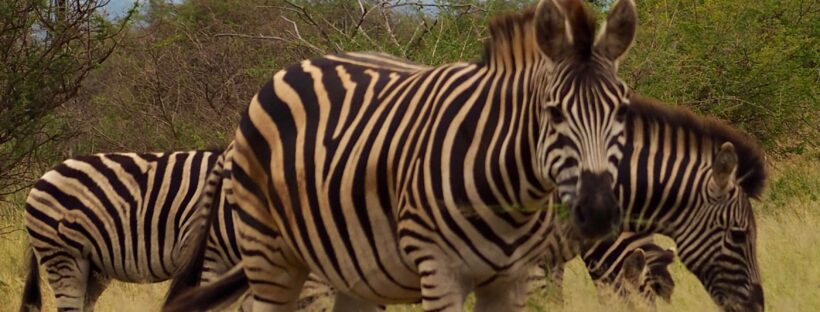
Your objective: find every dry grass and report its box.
[1,155,817,312]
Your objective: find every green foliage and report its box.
[0,0,135,194]
[766,152,820,206]
[621,0,818,153]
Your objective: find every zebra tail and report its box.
[19,248,41,312]
[162,264,248,312]
[165,153,226,303]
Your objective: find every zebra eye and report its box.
[729,229,747,244]
[614,105,628,122]
[548,106,564,123]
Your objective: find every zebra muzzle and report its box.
[572,171,622,240]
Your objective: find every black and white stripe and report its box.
[164,1,639,311]
[598,94,767,311]
[579,232,676,303]
[20,150,221,311]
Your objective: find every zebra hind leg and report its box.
[83,270,110,311]
[241,238,308,311]
[43,255,90,312]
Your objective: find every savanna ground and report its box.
[1,152,817,311]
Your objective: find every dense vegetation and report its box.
[0,0,817,311]
[2,1,815,197]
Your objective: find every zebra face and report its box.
[642,248,676,303]
[685,143,764,312]
[533,0,636,240]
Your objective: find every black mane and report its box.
[627,94,767,198]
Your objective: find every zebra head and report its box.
[681,142,764,312]
[642,247,676,303]
[533,0,636,240]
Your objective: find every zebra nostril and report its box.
[573,205,586,223]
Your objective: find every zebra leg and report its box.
[473,270,532,312]
[245,262,307,312]
[416,257,468,312]
[296,275,335,311]
[330,292,384,312]
[239,226,308,311]
[42,255,90,311]
[542,261,566,304]
[83,271,110,311]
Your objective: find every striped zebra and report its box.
[19,150,224,311]
[541,93,767,311]
[557,232,676,304]
[295,238,669,311]
[607,94,767,312]
[168,91,766,311]
[288,231,676,311]
[169,92,766,311]
[164,0,639,311]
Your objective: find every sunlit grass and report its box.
[1,155,817,312]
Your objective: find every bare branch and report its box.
[281,16,326,55]
[214,33,289,42]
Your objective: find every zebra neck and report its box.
[620,116,720,237]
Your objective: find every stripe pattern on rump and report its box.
[23,150,220,311]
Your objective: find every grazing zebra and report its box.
[609,94,767,312]
[540,93,767,311]
[19,150,224,311]
[546,94,765,311]
[164,0,639,311]
[576,232,676,304]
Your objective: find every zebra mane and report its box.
[481,0,597,65]
[627,94,768,198]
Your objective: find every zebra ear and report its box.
[594,0,638,63]
[711,142,738,192]
[666,247,677,258]
[534,0,569,61]
[623,248,646,284]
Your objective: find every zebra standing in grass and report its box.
[174,93,767,312]
[164,0,639,311]
[547,94,766,311]
[19,150,225,311]
[166,148,676,311]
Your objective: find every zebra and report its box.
[542,93,766,311]
[607,94,767,312]
[294,238,671,311]
[163,151,674,311]
[19,150,225,311]
[287,231,676,311]
[164,0,639,311]
[168,91,766,311]
[568,232,676,304]
[540,93,767,311]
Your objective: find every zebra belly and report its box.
[286,220,423,305]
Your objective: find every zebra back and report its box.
[25,150,221,283]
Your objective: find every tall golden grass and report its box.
[1,155,817,312]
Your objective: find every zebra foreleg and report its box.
[415,256,468,312]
